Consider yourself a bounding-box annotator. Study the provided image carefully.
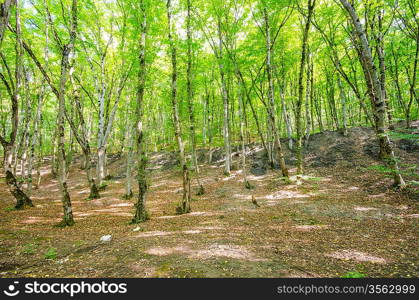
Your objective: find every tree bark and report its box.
[296,0,315,175]
[263,7,289,177]
[337,76,348,136]
[186,0,204,195]
[339,0,405,188]
[55,0,79,226]
[167,0,191,214]
[217,18,232,176]
[0,0,33,209]
[132,0,149,223]
[0,0,13,47]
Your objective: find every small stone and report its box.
[57,258,69,264]
[133,227,142,232]
[100,235,112,242]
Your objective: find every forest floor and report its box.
[0,123,418,278]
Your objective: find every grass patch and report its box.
[388,131,418,140]
[22,243,38,255]
[342,271,367,278]
[44,247,58,260]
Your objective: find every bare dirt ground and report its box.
[0,125,418,278]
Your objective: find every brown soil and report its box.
[0,124,418,278]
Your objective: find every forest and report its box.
[0,0,418,278]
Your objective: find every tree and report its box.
[295,0,315,175]
[339,0,405,188]
[0,0,33,209]
[132,0,149,223]
[262,2,289,178]
[167,0,191,214]
[186,0,204,195]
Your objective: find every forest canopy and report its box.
[0,0,417,226]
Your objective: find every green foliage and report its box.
[388,131,418,140]
[280,177,292,184]
[44,247,58,260]
[367,164,393,174]
[306,176,323,182]
[98,183,108,191]
[22,243,37,255]
[73,240,85,247]
[342,271,367,278]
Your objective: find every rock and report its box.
[363,143,379,159]
[250,161,267,176]
[133,227,142,232]
[397,138,419,153]
[210,148,224,163]
[100,235,112,242]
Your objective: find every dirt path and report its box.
[0,155,417,278]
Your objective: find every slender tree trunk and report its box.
[4,145,33,209]
[376,9,393,129]
[27,95,43,196]
[339,0,405,188]
[237,77,251,189]
[55,0,78,226]
[263,7,289,177]
[186,0,204,195]
[50,125,58,177]
[35,18,47,189]
[296,0,315,175]
[132,0,149,223]
[0,0,13,47]
[304,50,312,146]
[60,72,102,200]
[337,76,348,136]
[0,0,33,209]
[167,0,191,214]
[84,146,99,200]
[280,85,293,150]
[314,88,323,132]
[97,55,107,186]
[124,124,134,199]
[406,41,418,128]
[217,19,232,176]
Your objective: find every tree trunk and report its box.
[84,146,99,200]
[124,124,134,199]
[4,145,33,209]
[55,0,78,227]
[132,0,149,223]
[263,7,289,177]
[167,0,191,214]
[337,76,348,136]
[217,19,232,176]
[186,0,204,195]
[296,0,315,175]
[304,50,312,146]
[51,125,58,177]
[376,9,393,129]
[339,0,405,188]
[0,0,33,209]
[0,0,14,47]
[237,77,251,189]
